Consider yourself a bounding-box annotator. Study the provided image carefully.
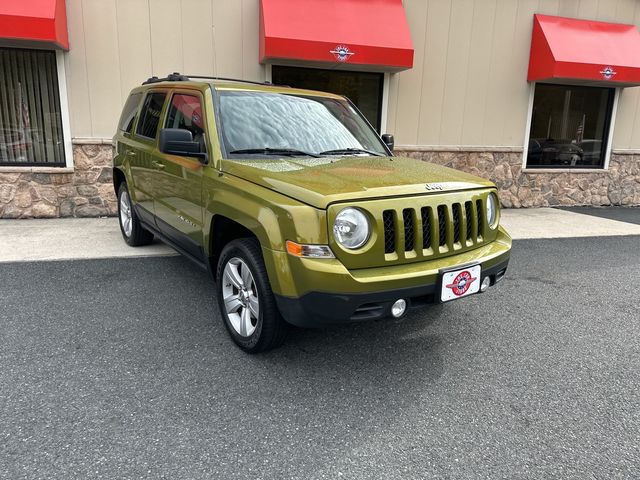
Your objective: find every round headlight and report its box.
[333,208,370,249]
[486,193,499,229]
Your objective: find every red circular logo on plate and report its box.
[446,271,477,296]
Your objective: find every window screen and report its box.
[136,92,166,139]
[118,93,142,133]
[526,84,615,169]
[0,48,65,166]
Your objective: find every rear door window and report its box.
[136,92,167,139]
[118,93,142,133]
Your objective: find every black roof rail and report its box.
[141,72,288,87]
[186,75,275,86]
[142,72,189,85]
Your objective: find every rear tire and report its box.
[117,182,154,247]
[216,238,288,353]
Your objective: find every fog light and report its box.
[391,299,407,318]
[480,277,491,292]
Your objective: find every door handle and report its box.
[152,161,165,170]
[126,150,136,157]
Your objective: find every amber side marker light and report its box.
[286,241,335,259]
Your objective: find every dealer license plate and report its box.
[440,265,482,302]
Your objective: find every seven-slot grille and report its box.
[382,199,485,258]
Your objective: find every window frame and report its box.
[0,48,73,169]
[521,81,620,172]
[56,50,73,169]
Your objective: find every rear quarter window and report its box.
[136,92,167,139]
[118,93,142,133]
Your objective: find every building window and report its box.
[0,48,66,166]
[526,83,615,169]
[272,66,384,132]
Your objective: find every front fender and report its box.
[112,138,135,199]
[203,172,328,254]
[202,173,328,296]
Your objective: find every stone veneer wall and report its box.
[1,144,639,218]
[397,149,640,208]
[0,144,116,218]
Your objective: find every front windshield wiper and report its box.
[229,148,320,158]
[318,148,384,157]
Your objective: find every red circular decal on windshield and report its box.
[445,271,477,296]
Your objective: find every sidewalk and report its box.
[500,207,640,239]
[0,218,174,263]
[0,207,639,263]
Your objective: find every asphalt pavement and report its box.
[1,236,639,479]
[556,206,640,225]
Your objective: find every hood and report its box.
[221,155,495,209]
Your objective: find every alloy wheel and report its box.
[119,190,133,237]
[222,257,260,337]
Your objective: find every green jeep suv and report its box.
[112,73,511,353]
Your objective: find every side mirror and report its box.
[158,128,207,163]
[381,133,394,152]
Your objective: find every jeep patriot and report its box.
[113,73,511,353]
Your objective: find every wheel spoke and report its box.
[222,257,259,338]
[224,293,242,314]
[240,307,251,336]
[248,294,259,319]
[225,263,244,289]
[241,263,252,288]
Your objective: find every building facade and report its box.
[1,0,640,218]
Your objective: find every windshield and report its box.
[216,91,388,158]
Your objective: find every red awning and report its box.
[0,0,69,50]
[259,0,413,71]
[528,14,640,86]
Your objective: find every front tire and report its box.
[117,182,154,247]
[216,238,288,353]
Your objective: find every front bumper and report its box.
[267,226,511,327]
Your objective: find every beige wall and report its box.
[65,0,264,139]
[388,0,640,149]
[65,0,640,149]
